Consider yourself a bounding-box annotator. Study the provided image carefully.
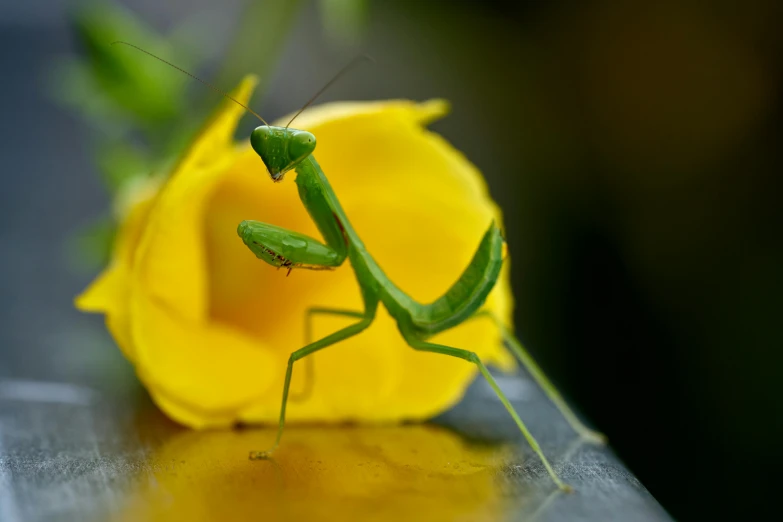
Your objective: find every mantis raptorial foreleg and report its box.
[238,221,346,274]
[470,311,606,444]
[398,325,572,492]
[249,306,377,459]
[290,307,366,402]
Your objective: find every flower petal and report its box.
[176,75,260,173]
[75,265,137,360]
[132,76,260,322]
[74,187,158,361]
[275,98,450,130]
[130,289,277,427]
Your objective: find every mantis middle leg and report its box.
[290,307,366,402]
[249,304,377,459]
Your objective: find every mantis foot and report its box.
[248,450,273,460]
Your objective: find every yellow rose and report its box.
[76,75,514,428]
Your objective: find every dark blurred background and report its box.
[1,1,781,520]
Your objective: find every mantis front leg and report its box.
[238,220,347,274]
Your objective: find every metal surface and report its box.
[0,373,671,522]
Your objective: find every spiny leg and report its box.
[400,326,571,492]
[290,307,365,402]
[472,311,606,444]
[249,313,375,459]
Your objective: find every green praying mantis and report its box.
[113,41,606,491]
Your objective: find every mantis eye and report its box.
[250,126,271,157]
[288,131,316,162]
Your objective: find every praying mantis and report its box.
[113,42,606,491]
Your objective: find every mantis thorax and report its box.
[250,126,316,182]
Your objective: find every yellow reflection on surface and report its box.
[121,425,511,522]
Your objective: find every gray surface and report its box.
[0,374,671,522]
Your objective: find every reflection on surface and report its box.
[120,424,513,522]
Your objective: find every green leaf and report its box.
[71,2,192,125]
[319,0,369,46]
[66,216,118,274]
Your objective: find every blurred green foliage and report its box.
[53,0,370,272]
[51,0,368,269]
[49,2,200,270]
[50,2,197,192]
[320,0,368,46]
[50,1,212,271]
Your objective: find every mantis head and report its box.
[250,126,316,182]
[107,41,364,183]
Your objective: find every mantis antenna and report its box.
[285,54,375,129]
[110,41,270,126]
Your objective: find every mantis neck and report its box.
[293,155,391,306]
[293,155,359,259]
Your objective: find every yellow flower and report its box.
[76,75,514,428]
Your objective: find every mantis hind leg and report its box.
[290,307,365,403]
[249,309,376,459]
[472,311,606,444]
[399,325,571,492]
